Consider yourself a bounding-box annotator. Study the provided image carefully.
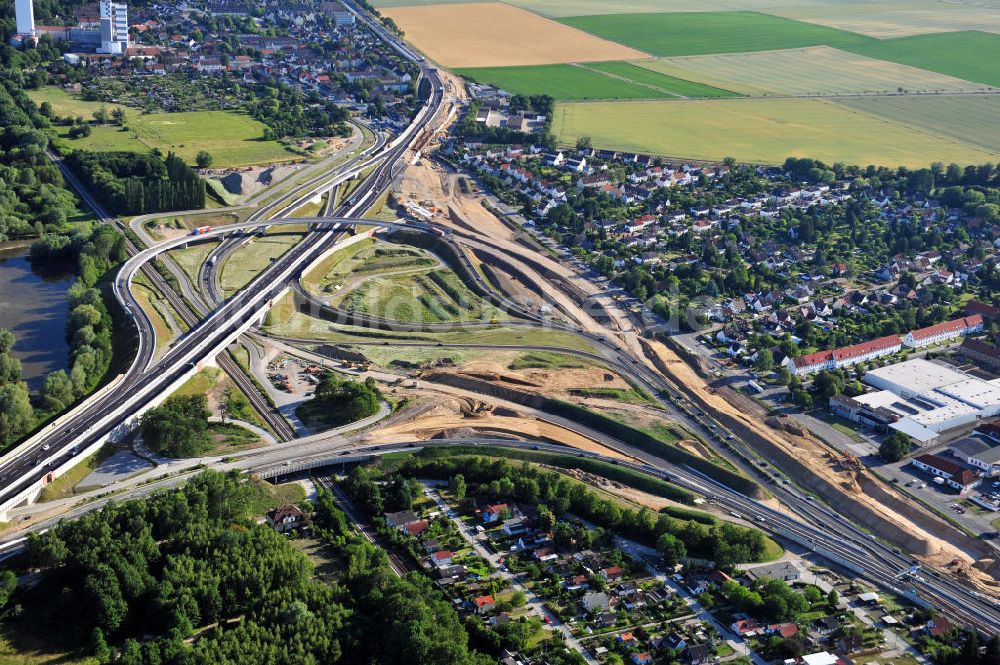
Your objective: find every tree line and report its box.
[65,150,205,215]
[393,454,772,568]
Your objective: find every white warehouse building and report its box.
[859,358,1000,444]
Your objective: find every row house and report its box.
[902,314,983,348]
[787,334,902,376]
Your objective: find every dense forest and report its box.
[65,150,205,215]
[0,70,79,243]
[11,470,495,665]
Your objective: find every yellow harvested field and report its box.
[770,3,1000,37]
[552,98,1000,168]
[380,2,648,67]
[641,46,997,96]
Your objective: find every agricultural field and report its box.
[29,87,291,167]
[641,46,995,96]
[834,94,1000,155]
[769,3,1000,38]
[581,61,739,97]
[552,98,999,167]
[558,11,871,57]
[456,62,736,100]
[844,31,1000,88]
[379,2,647,67]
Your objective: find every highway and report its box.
[0,18,446,513]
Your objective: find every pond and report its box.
[0,244,74,392]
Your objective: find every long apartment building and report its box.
[788,314,985,376]
[902,314,983,348]
[788,335,902,376]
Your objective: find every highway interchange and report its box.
[0,0,997,639]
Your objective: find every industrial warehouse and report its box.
[832,358,1000,446]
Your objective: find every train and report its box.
[192,226,212,235]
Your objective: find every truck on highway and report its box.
[192,226,212,235]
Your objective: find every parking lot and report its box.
[885,457,1000,538]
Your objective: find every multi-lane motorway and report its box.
[0,15,446,512]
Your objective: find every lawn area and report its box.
[37,450,103,502]
[569,387,653,405]
[843,31,1000,88]
[167,239,219,284]
[30,87,292,167]
[339,268,501,323]
[356,345,498,367]
[0,631,95,665]
[509,351,590,370]
[220,229,307,296]
[173,366,222,398]
[559,11,872,57]
[302,239,435,295]
[641,45,995,96]
[552,98,999,167]
[457,61,737,100]
[131,280,178,354]
[246,479,306,515]
[267,313,597,352]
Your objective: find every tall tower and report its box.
[15,0,35,37]
[97,0,128,54]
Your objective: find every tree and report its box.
[449,473,466,500]
[754,349,774,372]
[195,151,214,168]
[93,105,109,124]
[110,107,126,126]
[879,431,912,462]
[656,532,687,567]
[141,395,211,457]
[826,589,839,608]
[40,370,75,410]
[0,383,33,446]
[90,627,111,664]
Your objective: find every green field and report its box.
[340,269,499,323]
[552,98,999,167]
[583,61,739,97]
[843,31,1000,88]
[220,230,307,296]
[642,46,995,96]
[457,62,737,100]
[266,314,598,352]
[29,87,291,167]
[833,94,1000,155]
[559,11,872,56]
[168,240,219,284]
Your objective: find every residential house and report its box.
[266,505,304,533]
[582,591,610,612]
[474,594,495,614]
[482,503,509,523]
[632,653,654,665]
[600,566,624,581]
[431,550,454,567]
[744,561,800,583]
[385,509,420,531]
